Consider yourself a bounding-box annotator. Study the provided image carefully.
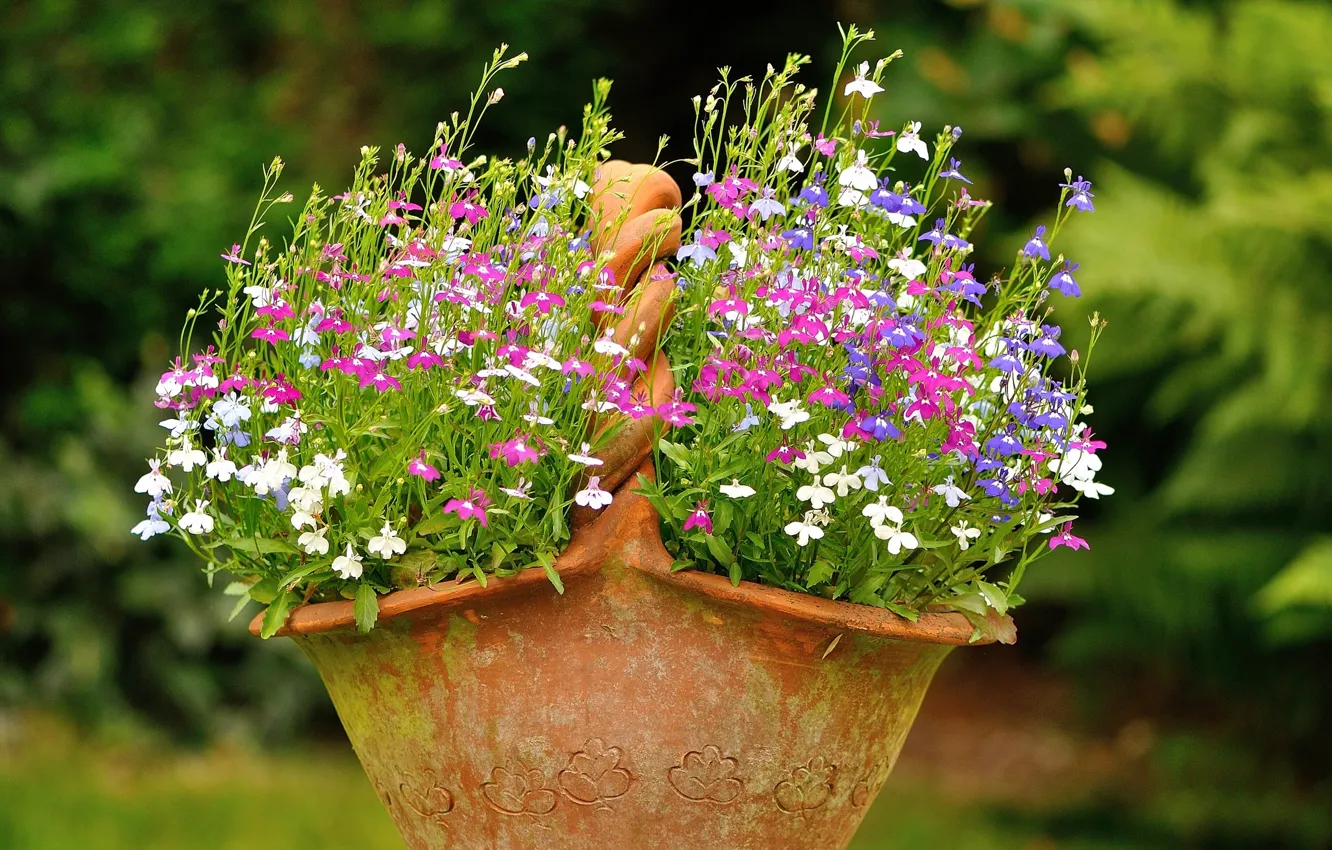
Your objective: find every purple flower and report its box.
[693,171,715,188]
[1027,325,1066,358]
[1023,225,1051,261]
[748,189,786,221]
[782,226,814,251]
[1061,176,1095,212]
[939,158,971,183]
[1049,262,1081,297]
[797,174,829,208]
[985,430,1024,457]
[676,232,717,267]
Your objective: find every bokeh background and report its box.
[3,0,1331,847]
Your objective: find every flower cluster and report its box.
[638,28,1111,629]
[133,49,664,635]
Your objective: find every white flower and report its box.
[768,397,810,430]
[179,499,215,535]
[932,477,970,508]
[212,392,252,428]
[861,497,904,528]
[287,486,323,514]
[1068,477,1115,499]
[887,251,928,281]
[290,509,319,531]
[844,61,885,98]
[793,441,833,475]
[874,521,919,555]
[574,476,613,510]
[785,512,826,547]
[298,527,330,556]
[500,477,533,500]
[718,479,756,499]
[159,416,199,439]
[856,457,890,491]
[823,465,863,497]
[896,121,928,160]
[368,521,407,559]
[817,433,857,457]
[776,141,805,173]
[522,402,555,426]
[242,284,273,308]
[250,448,298,496]
[205,448,238,482]
[567,443,602,467]
[134,459,173,497]
[838,148,877,192]
[455,386,495,406]
[167,439,206,472]
[796,481,837,510]
[331,544,363,579]
[131,502,170,540]
[298,451,350,497]
[593,329,629,357]
[951,521,981,551]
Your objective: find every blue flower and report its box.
[940,158,971,184]
[1023,225,1050,261]
[985,431,1024,457]
[798,173,829,208]
[693,171,715,188]
[782,226,813,251]
[676,232,717,267]
[1049,262,1081,297]
[918,218,947,246]
[1061,176,1095,212]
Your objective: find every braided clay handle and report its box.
[572,162,682,528]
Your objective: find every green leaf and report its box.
[354,583,379,633]
[414,512,452,535]
[247,577,280,604]
[259,592,297,639]
[705,533,736,568]
[1257,538,1332,614]
[221,536,299,556]
[978,580,1009,615]
[539,552,564,595]
[806,559,835,589]
[884,601,921,622]
[657,439,692,472]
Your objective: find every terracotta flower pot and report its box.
[250,470,992,850]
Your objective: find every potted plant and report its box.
[132,29,1111,850]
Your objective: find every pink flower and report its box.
[766,443,805,464]
[1049,523,1089,551]
[407,450,440,482]
[683,501,713,535]
[813,133,838,156]
[589,300,624,315]
[444,487,491,527]
[221,244,251,266]
[407,350,445,371]
[657,391,697,427]
[489,435,542,467]
[448,200,488,224]
[251,324,290,345]
[358,367,402,393]
[519,290,565,315]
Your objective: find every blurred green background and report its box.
[2,0,1330,847]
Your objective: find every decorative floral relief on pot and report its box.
[851,761,891,809]
[667,746,743,804]
[774,756,838,819]
[557,738,634,810]
[481,760,559,819]
[396,768,456,824]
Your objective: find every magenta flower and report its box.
[657,392,697,427]
[444,487,491,527]
[489,434,543,466]
[589,300,624,315]
[683,501,713,535]
[766,443,805,464]
[407,350,445,371]
[221,244,251,266]
[1049,523,1089,551]
[519,290,566,314]
[251,324,290,345]
[358,367,402,393]
[408,450,440,482]
[448,200,489,224]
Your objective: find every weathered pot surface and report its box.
[251,472,990,850]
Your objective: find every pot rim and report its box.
[250,466,993,646]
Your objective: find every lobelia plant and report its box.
[636,26,1113,637]
[132,46,679,637]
